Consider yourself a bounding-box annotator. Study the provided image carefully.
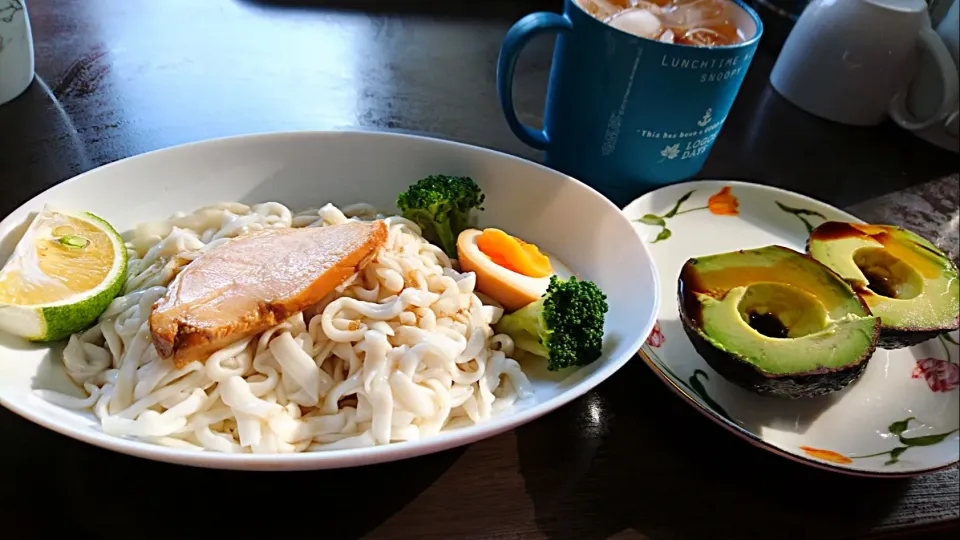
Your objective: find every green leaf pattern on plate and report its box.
[853,417,960,465]
[775,200,827,234]
[637,214,665,227]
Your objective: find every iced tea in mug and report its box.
[497,0,762,206]
[579,0,745,46]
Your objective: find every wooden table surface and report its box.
[1,1,958,539]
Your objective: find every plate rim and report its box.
[626,179,959,478]
[0,129,662,470]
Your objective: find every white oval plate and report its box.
[624,180,959,477]
[0,131,660,470]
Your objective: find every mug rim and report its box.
[569,0,765,50]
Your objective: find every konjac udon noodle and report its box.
[578,0,746,47]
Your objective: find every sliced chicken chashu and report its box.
[149,220,387,368]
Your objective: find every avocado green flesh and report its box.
[697,287,878,376]
[808,222,960,333]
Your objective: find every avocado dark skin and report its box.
[677,246,881,399]
[678,293,876,399]
[875,325,958,349]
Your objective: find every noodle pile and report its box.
[38,202,533,453]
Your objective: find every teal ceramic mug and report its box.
[497,1,763,207]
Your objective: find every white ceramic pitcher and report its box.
[0,0,35,106]
[770,0,959,128]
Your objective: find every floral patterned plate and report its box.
[623,180,959,477]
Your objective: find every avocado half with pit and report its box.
[807,222,960,349]
[678,245,881,399]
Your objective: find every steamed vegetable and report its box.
[397,175,485,257]
[495,276,609,371]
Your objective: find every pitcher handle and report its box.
[496,12,573,150]
[890,27,960,131]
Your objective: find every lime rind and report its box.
[0,209,128,342]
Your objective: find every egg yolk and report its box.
[476,228,553,278]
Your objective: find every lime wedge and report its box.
[0,207,127,341]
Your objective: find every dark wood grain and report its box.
[0,1,958,539]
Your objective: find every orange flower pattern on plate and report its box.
[707,186,739,216]
[799,446,853,465]
[634,185,740,243]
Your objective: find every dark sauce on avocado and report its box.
[810,221,941,280]
[807,221,867,242]
[678,259,706,326]
[810,222,903,258]
[747,312,789,338]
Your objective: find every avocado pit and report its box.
[737,283,827,339]
[853,247,923,300]
[747,312,788,339]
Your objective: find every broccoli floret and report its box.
[495,276,609,371]
[396,175,485,257]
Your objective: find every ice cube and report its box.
[658,0,726,28]
[606,8,663,39]
[580,0,633,20]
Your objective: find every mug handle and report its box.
[890,27,960,131]
[496,12,573,150]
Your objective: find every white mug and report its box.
[897,0,959,149]
[770,0,959,128]
[0,0,34,106]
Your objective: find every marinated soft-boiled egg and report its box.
[457,228,570,312]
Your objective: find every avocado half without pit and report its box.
[807,222,960,349]
[678,245,881,399]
